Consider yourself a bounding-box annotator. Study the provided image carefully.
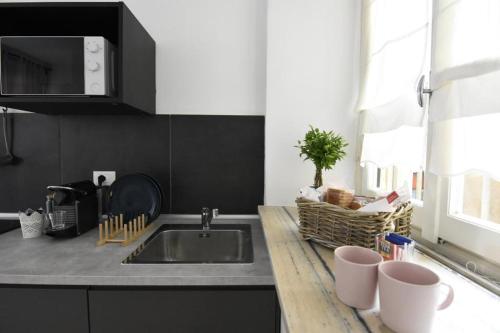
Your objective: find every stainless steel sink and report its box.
[123,224,253,264]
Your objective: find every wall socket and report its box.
[93,171,116,186]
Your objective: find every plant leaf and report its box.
[294,126,348,171]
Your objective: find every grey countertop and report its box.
[0,215,274,286]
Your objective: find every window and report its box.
[358,0,500,265]
[362,164,424,202]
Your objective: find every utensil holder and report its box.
[18,211,44,238]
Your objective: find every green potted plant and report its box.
[296,126,348,188]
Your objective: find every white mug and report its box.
[378,261,454,333]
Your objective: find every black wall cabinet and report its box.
[0,2,155,115]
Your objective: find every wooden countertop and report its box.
[259,206,500,333]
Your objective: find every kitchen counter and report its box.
[259,206,500,333]
[0,216,274,286]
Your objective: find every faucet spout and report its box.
[201,207,219,231]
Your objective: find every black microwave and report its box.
[0,36,116,96]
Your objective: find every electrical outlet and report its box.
[93,171,116,186]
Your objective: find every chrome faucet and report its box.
[201,207,219,231]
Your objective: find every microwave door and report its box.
[0,37,85,95]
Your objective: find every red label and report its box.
[387,191,399,204]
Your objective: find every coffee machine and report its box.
[45,180,98,237]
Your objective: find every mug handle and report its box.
[437,282,454,310]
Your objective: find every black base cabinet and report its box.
[89,287,280,333]
[0,286,89,333]
[0,285,280,333]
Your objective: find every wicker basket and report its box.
[296,198,413,250]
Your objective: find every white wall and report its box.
[7,0,361,207]
[10,0,267,115]
[124,0,266,115]
[265,0,361,205]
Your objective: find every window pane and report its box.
[367,167,424,201]
[489,179,500,224]
[451,173,500,228]
[412,171,424,201]
[462,174,483,219]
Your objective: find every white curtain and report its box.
[361,126,426,170]
[359,0,430,170]
[428,0,500,179]
[429,113,500,179]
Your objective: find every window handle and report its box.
[417,75,433,107]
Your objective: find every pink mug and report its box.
[334,245,383,309]
[378,261,454,333]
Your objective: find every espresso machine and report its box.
[45,180,98,237]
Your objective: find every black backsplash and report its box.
[0,114,264,214]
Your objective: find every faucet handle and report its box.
[212,208,219,218]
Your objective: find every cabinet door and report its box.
[89,287,278,333]
[0,286,89,333]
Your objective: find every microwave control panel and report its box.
[84,37,110,96]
